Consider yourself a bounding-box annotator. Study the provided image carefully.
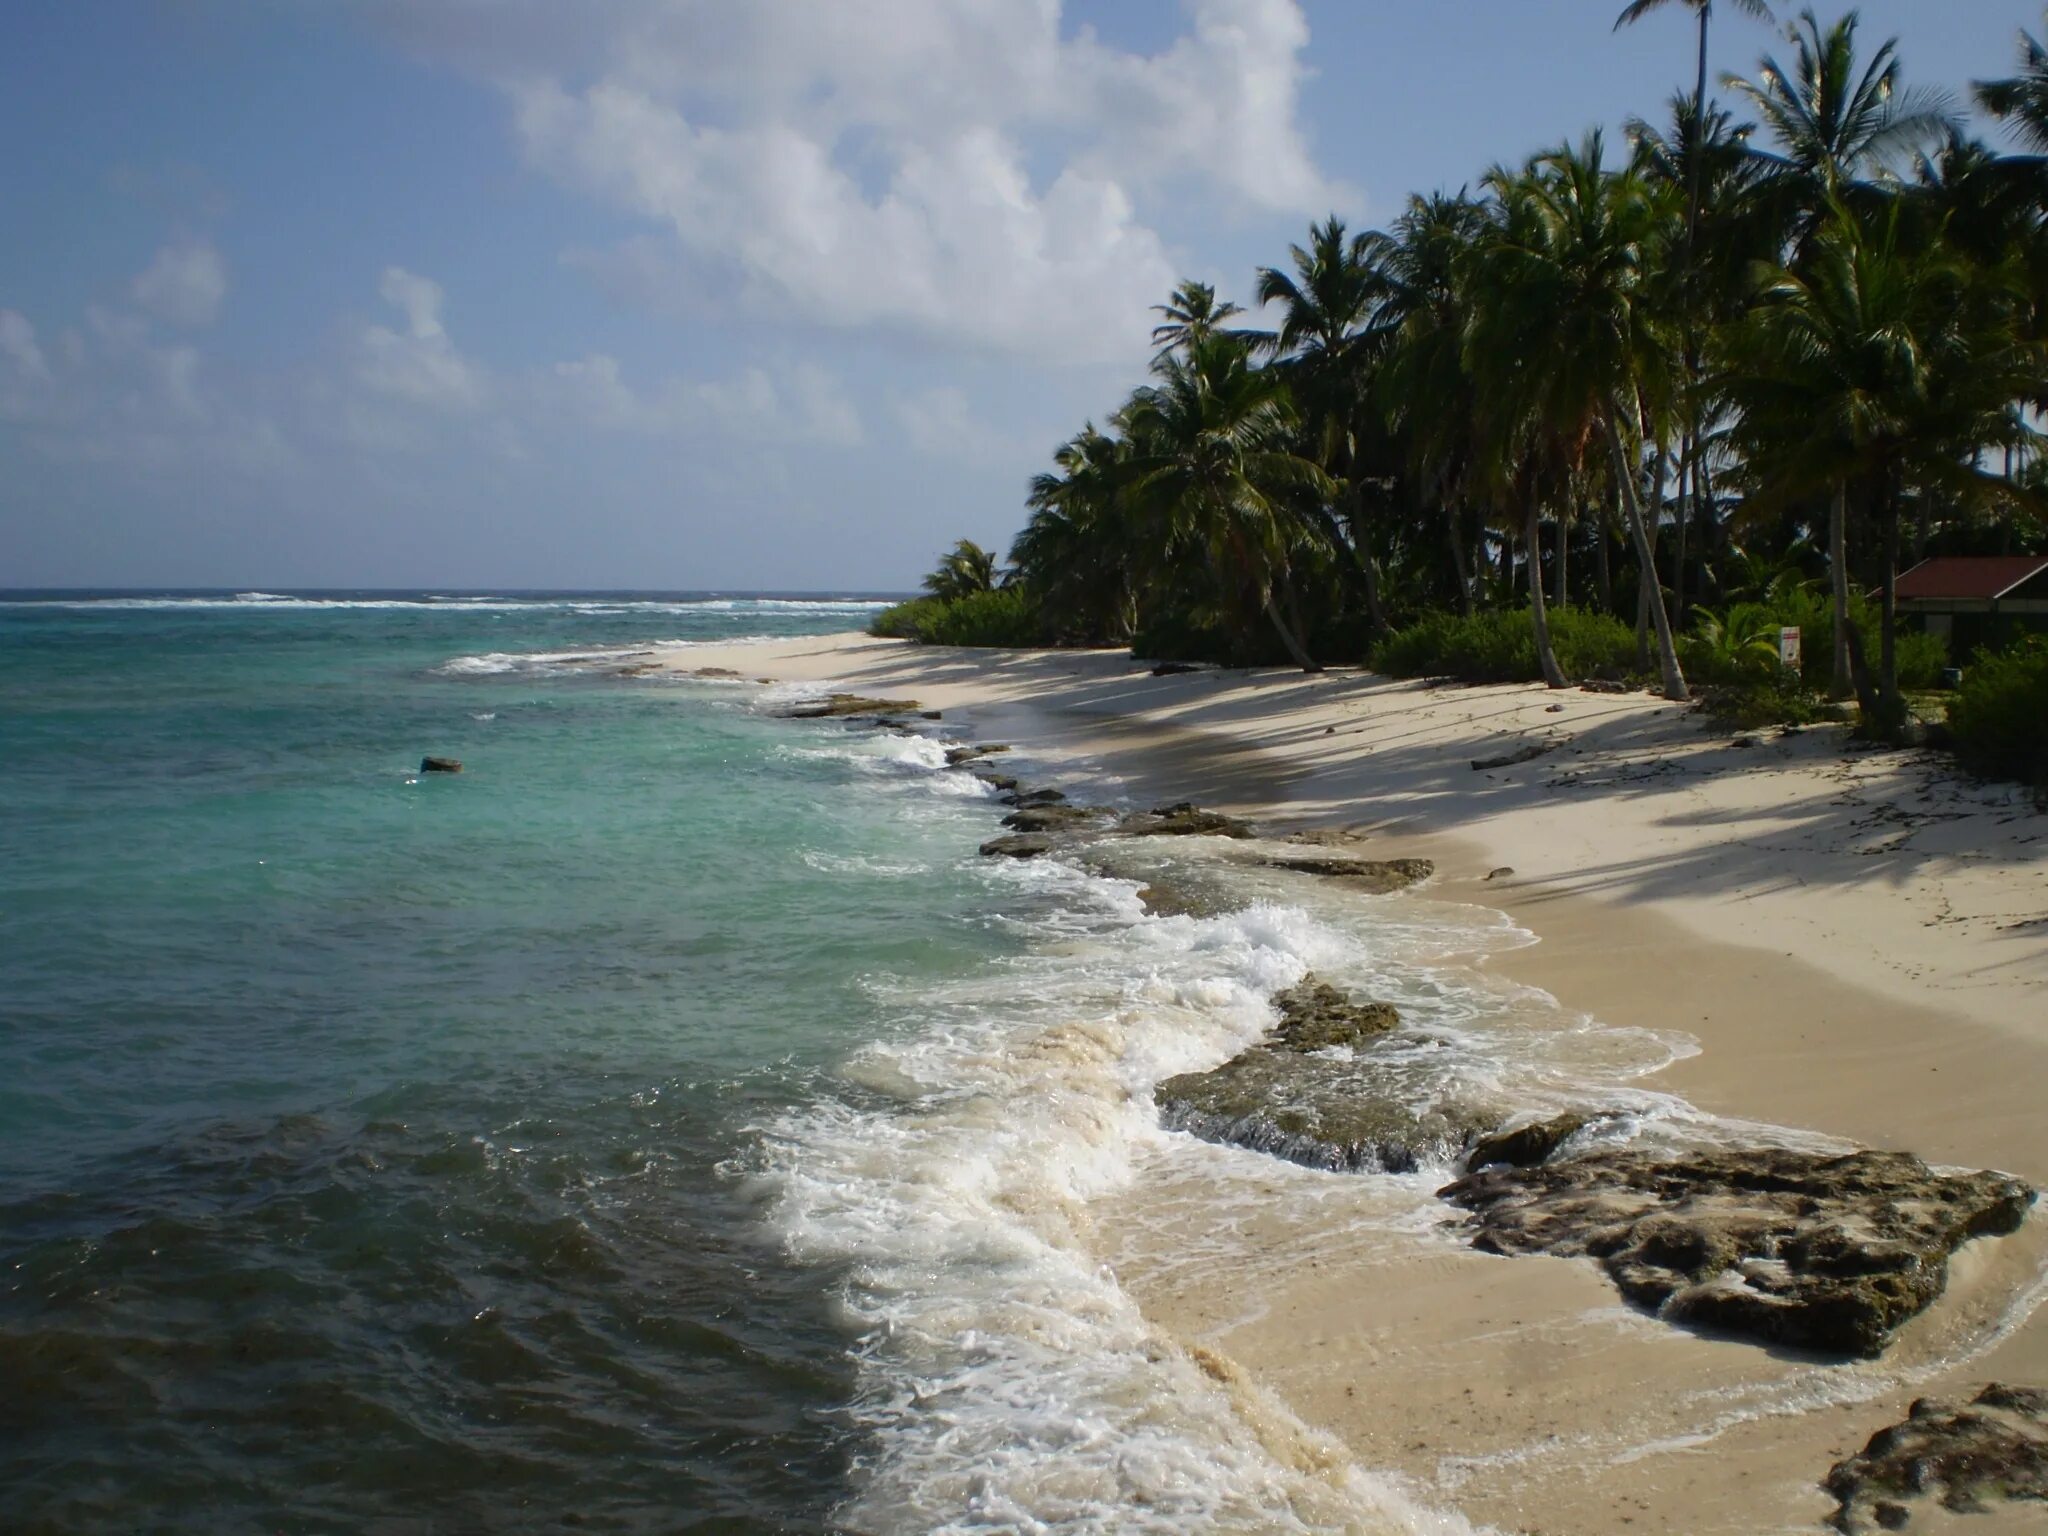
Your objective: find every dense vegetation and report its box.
[881,6,2048,777]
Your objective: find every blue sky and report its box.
[1,1,2035,590]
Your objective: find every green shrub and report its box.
[1372,607,1636,684]
[1947,639,2048,787]
[1696,674,1825,730]
[869,588,1043,647]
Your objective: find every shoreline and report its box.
[666,633,2048,1533]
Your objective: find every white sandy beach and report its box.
[667,633,2048,1534]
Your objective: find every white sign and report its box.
[1779,626,1802,671]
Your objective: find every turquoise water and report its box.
[0,592,1034,1533]
[0,592,1727,1535]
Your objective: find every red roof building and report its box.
[1895,556,2048,604]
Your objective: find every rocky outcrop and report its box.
[420,756,462,773]
[1825,1385,2048,1532]
[1000,805,1113,834]
[1157,976,1493,1173]
[1259,854,1434,894]
[1269,978,1401,1051]
[979,833,1054,859]
[1005,787,1067,808]
[1465,1112,1592,1170]
[945,744,1010,766]
[1117,802,1255,839]
[782,694,923,719]
[1439,1148,2036,1356]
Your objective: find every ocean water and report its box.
[3,591,1941,1534]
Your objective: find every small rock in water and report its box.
[1004,787,1068,809]
[420,756,463,773]
[979,833,1054,859]
[781,693,923,719]
[945,743,1010,766]
[1484,866,1515,881]
[1260,854,1434,894]
[1824,1383,2048,1532]
[1117,802,1254,839]
[1465,1112,1591,1170]
[1000,805,1110,834]
[1270,977,1400,1051]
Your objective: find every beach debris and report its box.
[1484,866,1515,881]
[1439,1148,2036,1357]
[689,666,743,679]
[1580,679,1631,694]
[1116,802,1256,839]
[979,833,1055,859]
[1000,804,1113,834]
[1546,703,1566,713]
[945,743,1010,766]
[1149,661,1211,676]
[1465,1112,1593,1171]
[1471,742,1554,771]
[1259,854,1435,894]
[1824,1384,2048,1532]
[420,756,463,773]
[781,693,923,719]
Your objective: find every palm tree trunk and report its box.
[1877,476,1903,734]
[1263,585,1322,674]
[1828,481,1852,701]
[1674,435,1691,622]
[1446,499,1476,616]
[1553,509,1569,609]
[1604,413,1688,701]
[1526,502,1569,689]
[1594,490,1614,614]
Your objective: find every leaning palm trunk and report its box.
[1445,499,1477,617]
[1828,482,1852,701]
[1262,585,1322,673]
[1603,413,1688,701]
[1525,502,1569,689]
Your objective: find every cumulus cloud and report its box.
[353,266,484,412]
[369,0,1352,365]
[546,353,863,446]
[130,237,228,327]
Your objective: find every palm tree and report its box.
[1974,15,2048,154]
[1720,202,2039,725]
[1150,280,1246,361]
[1469,136,1691,699]
[1013,425,1139,642]
[1121,334,1336,671]
[921,538,1000,601]
[1255,217,1392,630]
[1724,8,1957,237]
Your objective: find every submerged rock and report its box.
[1465,1112,1591,1170]
[979,833,1054,859]
[1134,879,1239,919]
[1004,787,1068,809]
[945,743,1010,766]
[1117,802,1255,839]
[782,693,923,719]
[1439,1148,2035,1356]
[420,756,462,773]
[1270,977,1401,1051]
[1000,804,1112,834]
[1157,975,1489,1173]
[1259,854,1434,894]
[1825,1385,2048,1532]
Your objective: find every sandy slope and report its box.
[661,634,2048,1534]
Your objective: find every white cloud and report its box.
[374,0,1351,365]
[131,237,228,328]
[545,353,862,446]
[354,266,484,412]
